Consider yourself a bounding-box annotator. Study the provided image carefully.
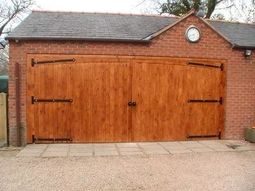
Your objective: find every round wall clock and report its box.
[185,25,201,43]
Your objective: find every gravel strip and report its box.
[0,151,255,191]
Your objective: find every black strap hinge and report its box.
[31,58,75,67]
[188,97,223,104]
[188,62,224,71]
[32,135,72,143]
[32,96,73,104]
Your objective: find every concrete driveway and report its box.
[0,140,255,191]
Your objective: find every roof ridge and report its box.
[207,18,255,26]
[31,9,179,19]
[31,10,254,26]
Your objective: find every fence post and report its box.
[0,93,7,145]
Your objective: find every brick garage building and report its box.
[6,10,255,146]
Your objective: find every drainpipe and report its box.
[15,62,21,146]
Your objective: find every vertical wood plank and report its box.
[0,93,7,141]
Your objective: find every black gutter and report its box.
[232,44,255,50]
[5,37,255,49]
[5,36,151,43]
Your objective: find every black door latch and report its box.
[128,101,137,107]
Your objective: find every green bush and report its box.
[0,75,8,93]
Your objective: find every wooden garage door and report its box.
[186,62,225,138]
[27,60,73,141]
[69,59,132,142]
[27,55,225,143]
[27,55,132,143]
[131,61,187,141]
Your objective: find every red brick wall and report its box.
[8,14,255,146]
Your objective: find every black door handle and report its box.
[128,102,133,106]
[128,101,137,107]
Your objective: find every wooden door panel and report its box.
[132,62,187,141]
[68,61,131,142]
[187,66,222,99]
[186,64,224,137]
[27,55,131,143]
[69,63,91,142]
[187,104,220,136]
[53,64,72,139]
[27,56,73,141]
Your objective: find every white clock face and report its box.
[186,26,201,43]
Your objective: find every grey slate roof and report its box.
[6,11,255,48]
[209,21,255,48]
[7,11,176,42]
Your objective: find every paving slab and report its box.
[69,145,93,152]
[94,146,117,152]
[48,144,69,147]
[17,151,42,157]
[219,140,255,152]
[199,141,226,147]
[143,150,170,155]
[168,149,193,154]
[16,145,46,157]
[246,144,255,150]
[138,142,160,147]
[94,151,119,156]
[69,144,93,148]
[19,147,45,153]
[141,146,166,151]
[42,151,68,157]
[220,140,246,144]
[46,144,69,152]
[139,144,170,155]
[69,148,93,152]
[138,144,164,150]
[25,144,48,149]
[233,145,255,151]
[119,151,144,156]
[159,142,183,147]
[94,143,115,147]
[198,141,233,151]
[69,152,93,157]
[210,147,234,152]
[118,147,141,152]
[0,150,20,157]
[190,147,214,153]
[179,141,205,148]
[160,143,187,150]
[116,143,138,148]
[94,144,116,150]
[199,140,225,145]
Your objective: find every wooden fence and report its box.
[0,93,7,142]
